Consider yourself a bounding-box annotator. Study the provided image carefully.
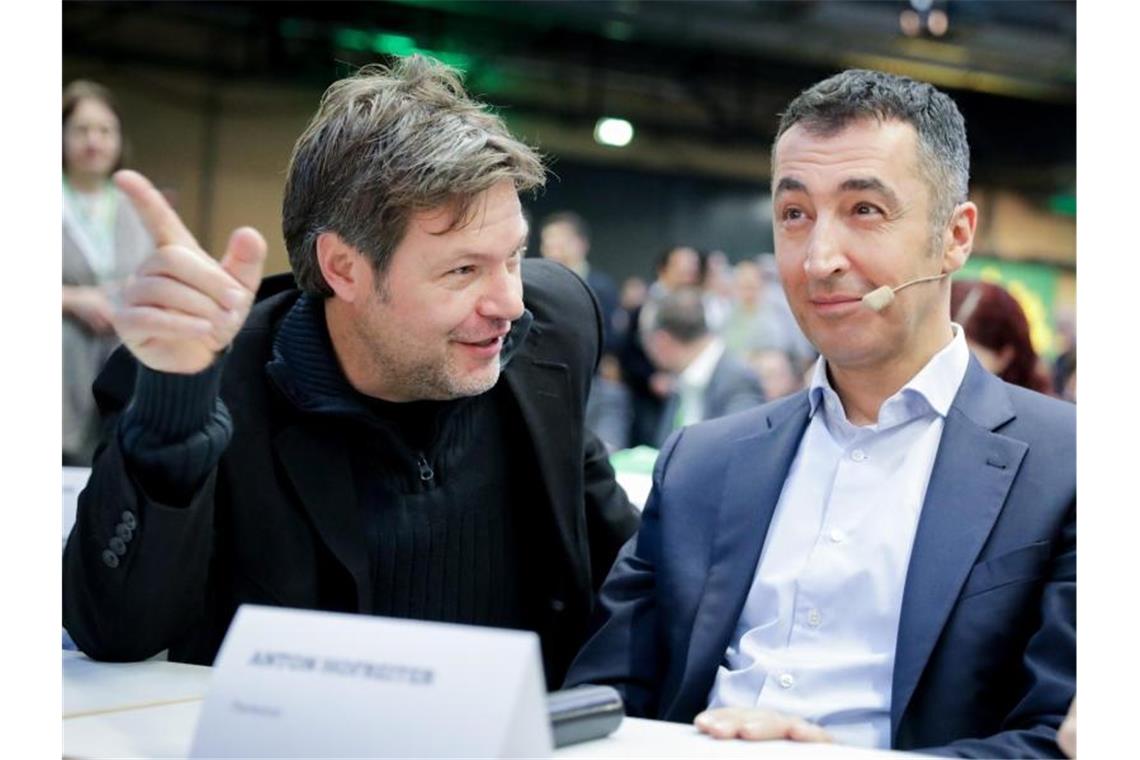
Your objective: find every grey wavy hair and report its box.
[283,55,546,296]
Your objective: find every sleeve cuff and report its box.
[124,356,226,443]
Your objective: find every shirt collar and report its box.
[679,338,726,389]
[807,324,970,426]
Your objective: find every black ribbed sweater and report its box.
[119,293,538,632]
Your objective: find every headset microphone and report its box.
[861,273,948,312]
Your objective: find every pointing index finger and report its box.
[114,170,199,250]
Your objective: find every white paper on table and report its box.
[189,605,553,758]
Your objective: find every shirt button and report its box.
[807,609,822,627]
[829,529,846,544]
[851,449,867,462]
[778,673,795,689]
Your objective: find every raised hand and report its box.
[110,170,267,374]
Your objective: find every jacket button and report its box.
[115,523,133,542]
[109,537,127,556]
[549,598,566,614]
[121,511,137,530]
[101,549,120,568]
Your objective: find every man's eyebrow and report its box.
[450,232,529,262]
[839,177,901,207]
[774,177,808,196]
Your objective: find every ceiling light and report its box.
[594,117,634,147]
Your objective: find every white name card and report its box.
[189,605,553,758]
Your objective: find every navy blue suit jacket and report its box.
[565,359,1075,757]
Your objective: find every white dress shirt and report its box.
[707,326,970,749]
[674,338,726,428]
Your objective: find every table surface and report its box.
[63,651,910,759]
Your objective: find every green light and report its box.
[334,28,372,52]
[603,20,634,41]
[1048,193,1076,216]
[331,26,474,72]
[426,49,472,71]
[372,33,419,57]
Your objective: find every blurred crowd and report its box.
[537,210,1077,454]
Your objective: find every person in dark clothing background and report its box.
[539,211,621,353]
[62,55,639,688]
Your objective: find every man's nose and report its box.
[479,266,525,322]
[803,218,849,279]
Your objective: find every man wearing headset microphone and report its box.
[564,70,1075,757]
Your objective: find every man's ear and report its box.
[316,232,369,303]
[941,201,978,275]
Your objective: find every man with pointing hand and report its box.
[63,56,638,687]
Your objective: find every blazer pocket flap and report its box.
[960,540,1052,599]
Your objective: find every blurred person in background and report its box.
[611,275,647,344]
[63,80,153,465]
[638,244,703,344]
[1051,306,1076,401]
[540,211,621,352]
[1057,351,1075,402]
[746,348,802,401]
[585,354,634,452]
[950,280,1054,396]
[645,288,765,447]
[701,250,734,332]
[757,253,817,370]
[723,259,814,367]
[620,245,703,446]
[541,211,631,449]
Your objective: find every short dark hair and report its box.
[63,79,125,173]
[653,287,708,343]
[283,55,546,296]
[541,210,590,242]
[774,69,970,227]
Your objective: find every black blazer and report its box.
[63,259,639,685]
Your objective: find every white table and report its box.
[63,652,909,759]
[64,651,212,759]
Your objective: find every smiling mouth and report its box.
[457,335,504,348]
[810,296,861,306]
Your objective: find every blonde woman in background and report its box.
[62,80,152,464]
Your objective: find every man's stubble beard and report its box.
[359,319,502,401]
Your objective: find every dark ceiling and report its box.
[63,0,1076,191]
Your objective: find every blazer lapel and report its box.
[666,393,812,720]
[503,357,582,579]
[275,423,371,613]
[890,362,1027,740]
